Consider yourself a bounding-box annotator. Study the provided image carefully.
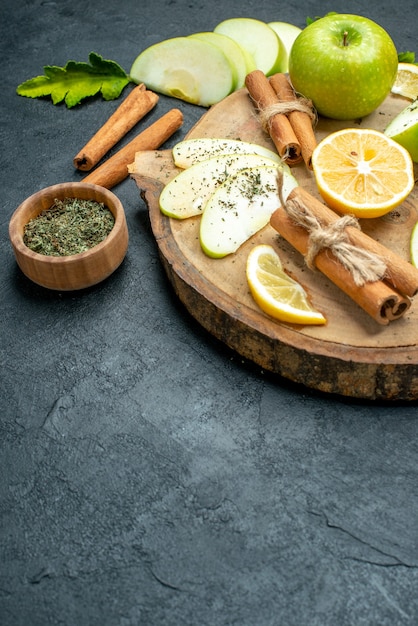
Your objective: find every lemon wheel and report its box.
[246,245,326,325]
[311,128,415,218]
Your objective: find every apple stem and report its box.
[343,30,348,46]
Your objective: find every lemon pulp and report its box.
[391,62,418,100]
[246,244,326,325]
[311,128,414,218]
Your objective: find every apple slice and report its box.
[268,22,302,73]
[130,37,234,106]
[200,165,299,258]
[238,45,257,75]
[160,153,291,219]
[173,138,281,168]
[189,32,249,89]
[384,100,418,162]
[214,18,285,76]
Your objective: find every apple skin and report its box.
[385,100,418,162]
[288,14,398,120]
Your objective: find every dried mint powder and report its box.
[23,197,115,256]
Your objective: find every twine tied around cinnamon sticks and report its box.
[281,189,387,287]
[245,70,317,168]
[272,172,418,324]
[258,97,316,152]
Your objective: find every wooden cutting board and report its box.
[131,88,418,401]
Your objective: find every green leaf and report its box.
[306,12,338,25]
[16,52,132,108]
[398,51,416,64]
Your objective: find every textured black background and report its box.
[1,1,418,625]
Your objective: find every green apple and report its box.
[160,153,289,219]
[268,22,302,73]
[199,165,298,258]
[214,17,286,76]
[172,138,281,168]
[384,99,418,162]
[189,32,250,89]
[288,14,398,120]
[130,37,234,106]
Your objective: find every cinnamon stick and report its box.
[245,70,302,165]
[73,84,159,171]
[286,187,418,298]
[82,109,184,189]
[270,187,412,324]
[269,73,317,169]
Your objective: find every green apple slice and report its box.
[160,154,291,219]
[268,22,302,73]
[384,100,418,163]
[214,18,285,76]
[130,37,234,106]
[173,138,281,168]
[200,165,298,258]
[239,46,257,75]
[189,32,249,89]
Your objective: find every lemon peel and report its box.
[246,244,326,325]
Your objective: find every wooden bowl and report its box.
[9,182,129,291]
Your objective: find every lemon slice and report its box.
[391,62,418,100]
[410,222,418,267]
[311,128,415,218]
[246,244,326,325]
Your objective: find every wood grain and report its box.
[131,89,418,400]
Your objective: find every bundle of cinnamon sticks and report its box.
[73,84,183,189]
[271,179,418,325]
[245,70,418,324]
[245,70,317,169]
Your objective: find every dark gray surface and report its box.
[1,1,418,625]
